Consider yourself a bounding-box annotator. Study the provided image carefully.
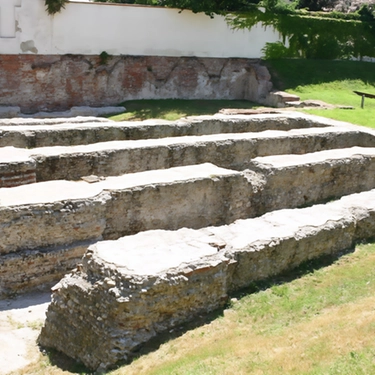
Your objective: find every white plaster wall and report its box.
[0,0,281,57]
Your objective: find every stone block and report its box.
[0,147,36,188]
[0,164,253,295]
[38,189,375,371]
[248,146,375,212]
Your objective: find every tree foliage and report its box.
[229,7,375,59]
[158,0,256,16]
[297,0,335,11]
[45,0,68,15]
[95,0,258,16]
[95,0,158,5]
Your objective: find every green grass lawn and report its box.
[265,59,375,128]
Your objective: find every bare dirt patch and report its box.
[0,292,50,375]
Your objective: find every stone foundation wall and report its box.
[249,148,375,212]
[0,168,36,188]
[0,114,329,149]
[0,164,253,295]
[0,153,36,188]
[4,145,375,296]
[31,129,372,182]
[38,190,375,371]
[0,55,272,113]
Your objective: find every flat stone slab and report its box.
[97,228,220,275]
[0,106,21,118]
[38,189,375,371]
[251,145,375,167]
[0,107,125,120]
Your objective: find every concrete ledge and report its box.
[38,189,375,371]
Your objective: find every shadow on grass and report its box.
[41,346,92,374]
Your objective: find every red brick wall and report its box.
[0,55,271,113]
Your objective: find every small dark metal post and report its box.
[361,95,365,109]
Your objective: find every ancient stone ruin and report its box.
[1,112,375,371]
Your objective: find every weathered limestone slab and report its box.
[38,189,375,371]
[0,164,253,296]
[226,189,375,290]
[1,112,375,150]
[0,180,108,256]
[249,146,375,212]
[0,113,332,148]
[1,126,368,183]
